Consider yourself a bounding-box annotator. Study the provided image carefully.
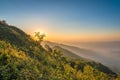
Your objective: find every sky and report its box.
[0,0,120,42]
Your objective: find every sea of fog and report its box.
[65,41,120,73]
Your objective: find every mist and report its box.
[44,41,120,73]
[64,41,120,73]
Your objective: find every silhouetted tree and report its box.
[34,32,45,44]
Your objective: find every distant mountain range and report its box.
[43,41,120,73]
[53,46,83,59]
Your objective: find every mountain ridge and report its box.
[43,41,120,73]
[0,22,119,80]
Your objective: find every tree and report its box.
[34,32,45,44]
[0,20,7,25]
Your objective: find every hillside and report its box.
[0,22,119,80]
[53,46,82,59]
[53,46,117,75]
[43,41,120,73]
[0,22,44,52]
[43,41,104,58]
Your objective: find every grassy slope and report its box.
[0,23,119,80]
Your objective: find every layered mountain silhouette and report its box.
[43,41,120,73]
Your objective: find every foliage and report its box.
[34,32,45,44]
[0,23,119,80]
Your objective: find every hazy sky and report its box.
[0,0,120,42]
